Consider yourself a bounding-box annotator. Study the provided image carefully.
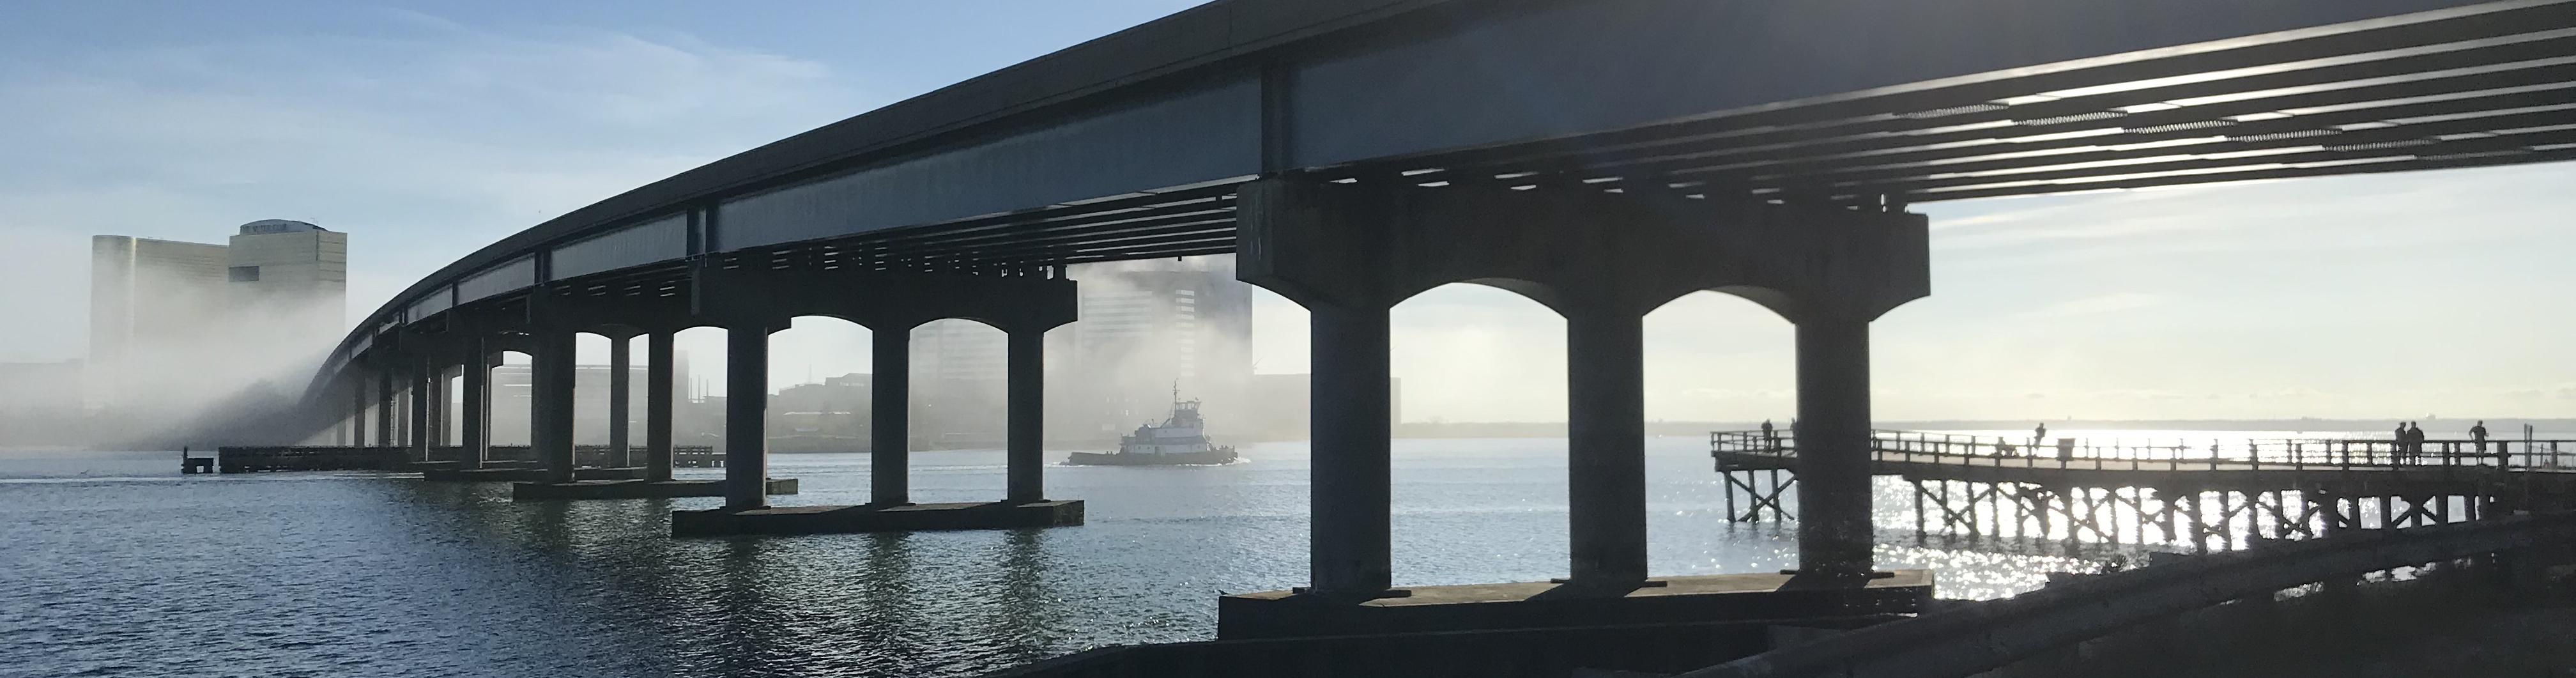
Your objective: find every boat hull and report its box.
[1063,449,1238,466]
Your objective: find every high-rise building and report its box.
[226,219,348,343]
[89,236,229,371]
[86,220,348,411]
[1054,256,1254,438]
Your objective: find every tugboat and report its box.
[1064,387,1239,466]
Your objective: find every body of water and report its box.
[2,433,2386,677]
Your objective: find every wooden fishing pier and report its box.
[1711,431,2576,553]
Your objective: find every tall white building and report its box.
[89,236,231,371]
[86,220,348,410]
[224,219,348,348]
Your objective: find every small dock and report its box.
[671,500,1085,537]
[216,446,406,473]
[180,449,214,474]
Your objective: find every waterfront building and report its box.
[1054,256,1254,440]
[86,220,349,412]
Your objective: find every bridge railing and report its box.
[1712,430,2576,474]
[1670,511,2576,678]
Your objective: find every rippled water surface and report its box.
[1,438,2106,677]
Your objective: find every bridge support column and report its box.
[1795,316,1875,575]
[672,265,1077,534]
[608,335,632,468]
[376,370,394,449]
[459,338,490,470]
[409,357,432,463]
[1006,328,1046,503]
[646,331,675,482]
[1237,177,1925,601]
[1309,302,1396,596]
[1567,309,1648,584]
[441,366,457,448]
[351,379,368,451]
[871,326,912,506]
[532,331,578,483]
[724,326,773,510]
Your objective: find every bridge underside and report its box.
[533,0,2576,302]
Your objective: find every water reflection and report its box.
[6,442,2154,677]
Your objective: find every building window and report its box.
[227,266,261,282]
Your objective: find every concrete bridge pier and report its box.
[1794,316,1876,575]
[670,265,1078,536]
[1307,301,1395,596]
[724,324,776,510]
[871,324,912,506]
[645,330,675,482]
[1220,176,1928,636]
[458,337,491,470]
[408,357,432,462]
[375,369,394,449]
[606,334,632,469]
[350,378,369,452]
[531,330,578,484]
[1006,328,1047,503]
[1566,307,1648,585]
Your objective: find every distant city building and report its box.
[86,220,347,411]
[1053,257,1254,439]
[88,236,229,373]
[772,373,872,452]
[484,362,659,446]
[225,219,348,342]
[912,321,1009,447]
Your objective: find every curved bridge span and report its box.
[286,0,2576,608]
[318,0,2576,394]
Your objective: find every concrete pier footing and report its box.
[511,477,797,500]
[670,500,1085,537]
[422,466,648,482]
[1215,570,1932,640]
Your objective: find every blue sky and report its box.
[4,2,2572,422]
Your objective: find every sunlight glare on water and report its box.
[2,437,2208,677]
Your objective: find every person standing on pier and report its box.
[1759,419,1777,452]
[2394,422,2411,462]
[2407,422,2427,461]
[2033,422,2048,447]
[2471,420,2493,463]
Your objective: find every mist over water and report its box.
[8,279,345,449]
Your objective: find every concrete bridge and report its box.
[261,0,2576,660]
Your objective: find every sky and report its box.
[3,2,2572,424]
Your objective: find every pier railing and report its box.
[1711,430,2576,474]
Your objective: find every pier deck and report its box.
[1711,431,2576,495]
[1710,431,2576,549]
